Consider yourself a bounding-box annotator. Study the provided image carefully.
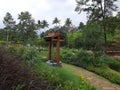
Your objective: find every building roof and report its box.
[44,32,64,42]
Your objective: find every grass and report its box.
[60,48,120,85]
[0,46,48,90]
[87,66,120,85]
[5,45,96,90]
[6,45,120,88]
[107,34,120,43]
[103,56,120,72]
[32,61,96,90]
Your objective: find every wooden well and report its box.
[44,32,64,65]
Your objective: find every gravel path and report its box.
[63,63,120,90]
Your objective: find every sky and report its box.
[0,0,120,28]
[0,0,87,28]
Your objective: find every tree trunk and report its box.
[103,0,107,53]
[6,29,9,47]
[103,25,107,45]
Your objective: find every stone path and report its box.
[63,63,120,90]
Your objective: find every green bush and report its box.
[109,60,120,72]
[59,81,77,90]
[75,50,94,67]
[4,46,96,90]
[20,46,40,65]
[0,47,42,90]
[61,49,104,68]
[7,46,40,65]
[102,56,120,72]
[82,24,103,50]
[7,45,18,54]
[61,48,120,72]
[61,48,120,85]
[7,46,40,61]
[0,41,6,46]
[60,49,77,64]
[88,66,120,85]
[33,62,96,90]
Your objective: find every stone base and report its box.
[46,60,62,67]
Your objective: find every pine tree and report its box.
[3,12,16,46]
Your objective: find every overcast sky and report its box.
[0,0,120,28]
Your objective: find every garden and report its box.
[0,46,96,90]
[0,0,120,90]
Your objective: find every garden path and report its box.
[63,63,120,90]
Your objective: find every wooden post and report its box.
[48,42,52,60]
[44,32,64,65]
[56,38,60,64]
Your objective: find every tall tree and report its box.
[64,18,72,27]
[78,22,84,30]
[116,12,120,33]
[37,20,42,37]
[0,28,6,40]
[53,17,60,26]
[37,20,42,29]
[41,20,49,29]
[3,12,16,46]
[75,0,118,45]
[37,20,49,37]
[18,11,37,44]
[104,16,120,36]
[64,18,73,32]
[40,20,49,37]
[64,18,73,48]
[116,12,120,19]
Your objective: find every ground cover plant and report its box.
[0,46,51,90]
[32,62,96,90]
[60,48,120,85]
[0,0,120,90]
[0,46,96,90]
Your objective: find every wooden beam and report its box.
[52,39,64,42]
[48,42,52,60]
[56,39,60,64]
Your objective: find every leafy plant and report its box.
[21,46,40,65]
[82,24,103,51]
[32,62,96,90]
[61,48,120,85]
[102,56,120,72]
[61,48,104,67]
[15,84,24,90]
[88,66,120,85]
[7,45,18,54]
[0,41,6,46]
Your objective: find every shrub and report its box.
[88,66,120,85]
[20,46,40,65]
[60,49,78,64]
[32,62,96,90]
[75,49,94,68]
[59,81,78,90]
[61,48,120,85]
[82,24,103,50]
[102,56,120,72]
[7,46,41,66]
[7,45,18,54]
[0,41,6,46]
[109,60,120,72]
[61,49,104,68]
[0,47,47,90]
